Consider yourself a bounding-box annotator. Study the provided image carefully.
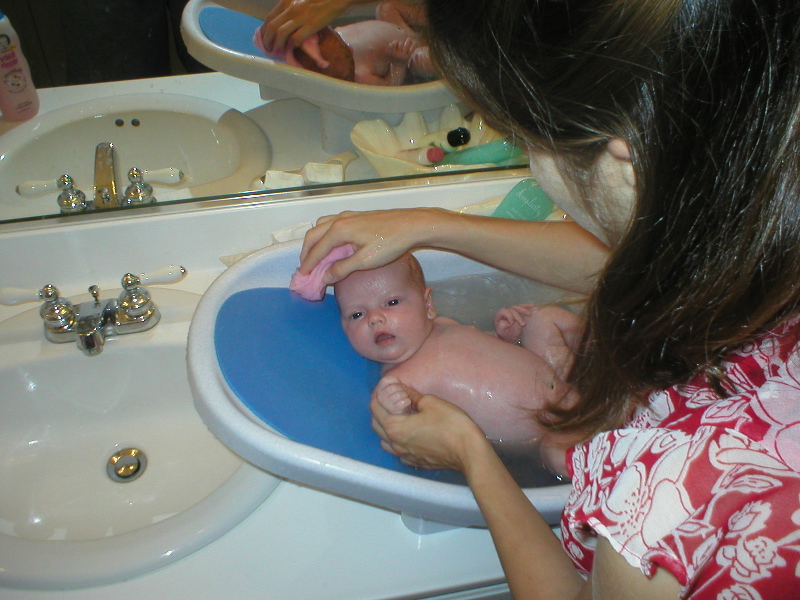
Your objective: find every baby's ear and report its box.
[424,287,437,319]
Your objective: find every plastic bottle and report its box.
[435,138,525,166]
[0,9,39,121]
[490,178,555,221]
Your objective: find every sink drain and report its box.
[107,448,147,482]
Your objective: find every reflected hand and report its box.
[370,376,488,472]
[298,208,448,285]
[261,0,358,53]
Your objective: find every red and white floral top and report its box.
[562,316,800,599]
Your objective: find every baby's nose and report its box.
[368,310,385,325]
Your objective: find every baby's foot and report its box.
[387,37,418,65]
[408,46,435,78]
[373,375,414,415]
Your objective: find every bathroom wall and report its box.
[1,0,208,88]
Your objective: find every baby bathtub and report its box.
[187,239,572,530]
[181,0,460,152]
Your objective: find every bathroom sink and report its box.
[0,288,280,590]
[0,93,271,221]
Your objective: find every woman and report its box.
[299,1,800,598]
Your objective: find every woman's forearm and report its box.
[419,210,608,295]
[461,436,587,600]
[300,207,608,294]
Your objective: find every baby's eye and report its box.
[387,299,400,306]
[349,311,364,320]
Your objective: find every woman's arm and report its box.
[261,0,376,52]
[371,387,586,599]
[299,208,608,294]
[371,385,682,600]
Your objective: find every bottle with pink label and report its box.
[0,8,38,121]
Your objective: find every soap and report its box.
[262,170,305,190]
[301,162,345,184]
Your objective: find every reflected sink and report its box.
[0,93,271,221]
[0,288,280,590]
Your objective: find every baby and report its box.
[332,253,583,442]
[254,1,433,85]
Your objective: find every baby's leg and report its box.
[408,46,435,78]
[384,37,417,84]
[373,375,414,415]
[376,1,426,34]
[520,305,584,378]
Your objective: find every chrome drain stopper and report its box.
[107,448,147,482]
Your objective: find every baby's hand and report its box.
[494,304,535,343]
[373,375,415,415]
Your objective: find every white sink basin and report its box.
[0,93,271,221]
[0,288,279,590]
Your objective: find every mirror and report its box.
[0,0,525,226]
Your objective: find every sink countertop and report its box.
[0,72,523,599]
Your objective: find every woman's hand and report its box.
[261,0,364,53]
[298,208,448,284]
[370,376,490,472]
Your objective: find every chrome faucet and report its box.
[0,266,187,356]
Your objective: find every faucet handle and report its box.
[0,284,61,305]
[132,265,187,287]
[116,266,186,322]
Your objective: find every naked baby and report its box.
[254,1,433,85]
[332,253,582,442]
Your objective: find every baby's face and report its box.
[335,260,435,364]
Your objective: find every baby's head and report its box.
[334,253,435,364]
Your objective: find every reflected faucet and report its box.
[94,142,119,208]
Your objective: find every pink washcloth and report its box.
[252,24,326,69]
[289,244,356,301]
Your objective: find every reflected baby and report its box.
[254,0,433,85]
[333,253,582,442]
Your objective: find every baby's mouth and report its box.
[374,332,395,346]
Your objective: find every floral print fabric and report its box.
[562,317,800,599]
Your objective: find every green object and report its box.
[491,178,554,221]
[436,138,524,165]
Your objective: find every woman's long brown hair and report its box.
[425,0,800,436]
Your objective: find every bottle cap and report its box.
[426,146,445,163]
[446,127,471,148]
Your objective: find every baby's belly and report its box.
[395,353,558,442]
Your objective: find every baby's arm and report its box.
[373,375,415,415]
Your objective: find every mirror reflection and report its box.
[0,0,525,225]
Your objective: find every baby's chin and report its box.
[357,344,412,366]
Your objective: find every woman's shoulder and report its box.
[564,422,800,597]
[562,316,800,596]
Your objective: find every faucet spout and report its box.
[73,291,115,356]
[94,142,119,208]
[76,320,105,356]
